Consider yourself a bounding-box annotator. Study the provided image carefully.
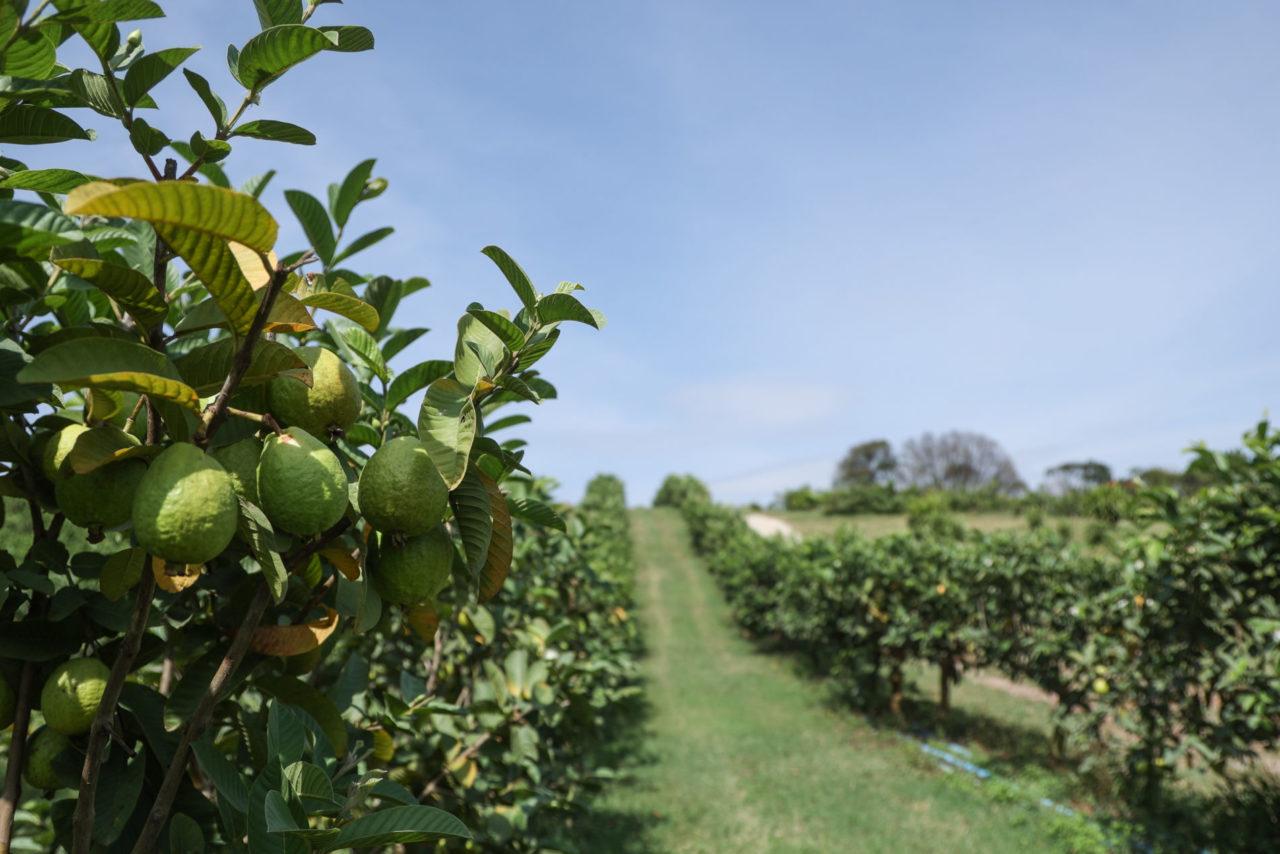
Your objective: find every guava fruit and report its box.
[267,347,360,438]
[257,427,348,535]
[370,727,394,762]
[132,443,238,564]
[40,657,109,735]
[0,674,14,729]
[370,525,454,606]
[40,423,90,480]
[55,458,147,530]
[23,727,72,790]
[357,436,448,535]
[211,436,262,505]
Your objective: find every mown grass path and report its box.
[576,509,1056,853]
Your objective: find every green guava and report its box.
[55,458,147,530]
[267,347,361,438]
[357,436,448,535]
[370,525,454,606]
[211,436,263,505]
[40,423,90,480]
[0,674,14,729]
[40,657,109,735]
[257,427,349,535]
[23,727,72,790]
[132,443,238,564]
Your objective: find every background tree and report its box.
[899,430,1024,494]
[833,439,898,487]
[1044,460,1113,494]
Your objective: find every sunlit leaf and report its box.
[17,338,199,410]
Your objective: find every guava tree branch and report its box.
[0,662,36,853]
[70,571,158,854]
[130,582,271,854]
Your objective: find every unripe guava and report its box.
[0,675,14,729]
[40,658,109,735]
[132,443,238,564]
[24,727,72,790]
[56,458,147,530]
[257,427,348,535]
[268,347,360,438]
[211,436,263,505]
[370,525,454,606]
[357,436,447,535]
[41,423,90,480]
[1092,677,1110,695]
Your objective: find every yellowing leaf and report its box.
[51,255,168,329]
[65,181,278,251]
[297,291,379,332]
[230,241,278,289]
[318,546,360,581]
[404,603,439,642]
[250,608,339,657]
[153,557,203,593]
[175,338,309,396]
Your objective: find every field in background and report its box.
[767,510,1092,540]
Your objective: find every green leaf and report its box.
[0,199,84,254]
[536,292,599,327]
[0,104,93,144]
[0,30,57,78]
[236,24,340,90]
[190,130,232,163]
[123,46,198,105]
[466,307,525,353]
[283,761,337,813]
[241,169,277,199]
[297,291,377,332]
[92,746,145,845]
[162,227,260,332]
[331,322,387,381]
[481,245,537,309]
[99,547,147,601]
[316,25,374,53]
[385,359,450,412]
[496,373,541,404]
[46,1,164,23]
[128,117,168,156]
[453,314,505,387]
[417,377,476,490]
[66,180,278,251]
[477,472,512,602]
[483,414,530,434]
[381,327,428,362]
[264,790,339,843]
[176,338,308,396]
[51,253,168,328]
[450,467,492,579]
[507,496,566,531]
[257,676,349,758]
[232,119,315,145]
[253,0,303,28]
[284,189,334,263]
[237,498,288,603]
[192,735,250,814]
[0,168,96,193]
[331,225,392,264]
[66,69,124,118]
[165,648,224,732]
[183,68,227,128]
[267,700,307,766]
[17,337,200,410]
[167,813,204,853]
[325,805,471,849]
[330,158,374,228]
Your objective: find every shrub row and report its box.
[776,481,1139,521]
[669,424,1280,823]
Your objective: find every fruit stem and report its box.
[0,662,35,853]
[225,406,267,424]
[71,570,157,854]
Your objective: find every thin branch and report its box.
[0,663,36,851]
[424,625,445,697]
[71,571,157,854]
[129,583,272,854]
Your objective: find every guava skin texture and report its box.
[24,727,72,790]
[257,427,349,535]
[357,436,448,535]
[40,657,110,735]
[40,423,90,480]
[0,675,14,729]
[211,436,263,505]
[370,524,454,606]
[55,458,147,529]
[268,347,361,438]
[131,443,239,565]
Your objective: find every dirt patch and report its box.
[745,512,799,540]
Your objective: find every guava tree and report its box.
[0,2,602,850]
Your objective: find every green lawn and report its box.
[572,509,1076,853]
[770,510,1091,541]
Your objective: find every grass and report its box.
[768,510,1091,541]
[572,508,1075,853]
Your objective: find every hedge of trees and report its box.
[662,424,1280,847]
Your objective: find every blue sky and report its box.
[32,2,1280,504]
